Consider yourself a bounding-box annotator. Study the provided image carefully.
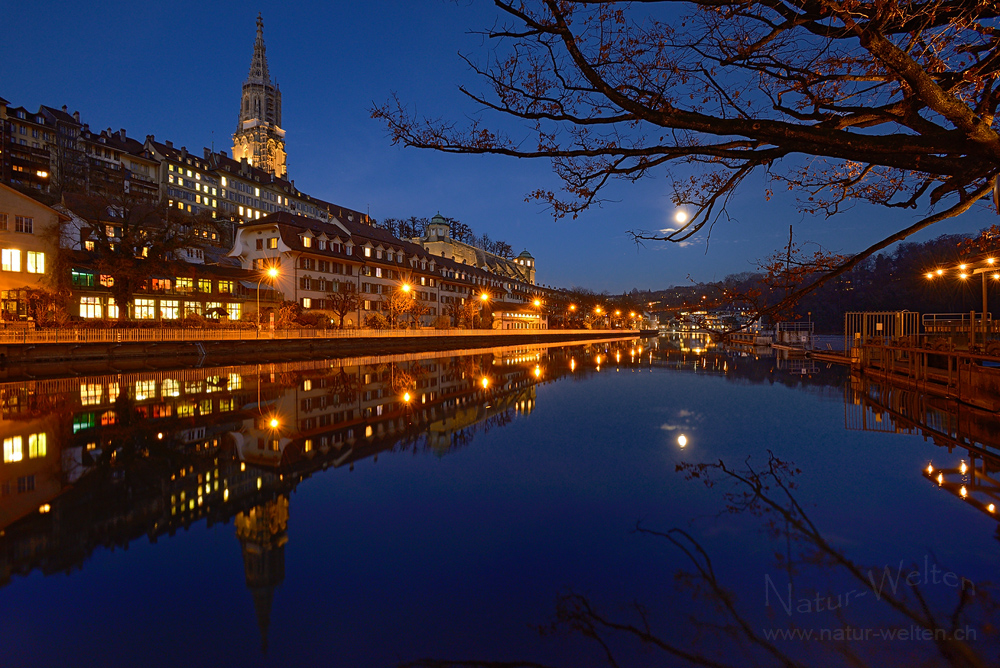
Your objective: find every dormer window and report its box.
[318,240,327,250]
[364,247,372,258]
[376,249,382,259]
[302,236,312,248]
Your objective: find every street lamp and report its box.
[257,265,279,330]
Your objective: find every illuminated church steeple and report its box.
[233,14,287,178]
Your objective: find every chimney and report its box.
[221,150,228,157]
[62,105,68,113]
[204,147,212,159]
[119,128,126,140]
[165,140,173,148]
[180,146,187,159]
[73,111,80,123]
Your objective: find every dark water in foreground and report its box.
[0,338,997,668]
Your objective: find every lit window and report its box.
[302,297,312,308]
[364,247,372,257]
[206,301,223,318]
[160,300,180,319]
[218,280,234,294]
[228,303,241,320]
[221,177,227,187]
[107,298,119,319]
[255,187,260,197]
[267,238,277,249]
[134,298,156,319]
[2,249,21,272]
[99,274,114,287]
[29,433,46,459]
[162,379,180,397]
[84,240,95,251]
[71,269,93,286]
[176,277,193,292]
[3,436,23,463]
[79,296,102,319]
[26,251,44,274]
[80,383,102,405]
[228,373,242,390]
[303,379,312,391]
[302,237,312,248]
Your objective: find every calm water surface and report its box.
[0,338,996,667]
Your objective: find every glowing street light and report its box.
[401,283,412,293]
[533,299,542,307]
[481,377,490,389]
[403,391,411,403]
[269,418,279,429]
[480,292,490,302]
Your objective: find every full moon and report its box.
[675,210,688,224]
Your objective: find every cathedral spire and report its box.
[233,14,287,179]
[247,13,271,86]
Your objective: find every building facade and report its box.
[0,183,68,319]
[232,14,286,179]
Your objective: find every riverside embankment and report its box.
[0,328,639,380]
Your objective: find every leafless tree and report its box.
[375,1,1000,317]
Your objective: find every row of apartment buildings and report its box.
[0,181,552,328]
[0,96,361,230]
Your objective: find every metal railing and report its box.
[0,327,638,346]
[844,311,920,354]
[922,312,992,328]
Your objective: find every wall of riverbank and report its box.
[0,329,640,381]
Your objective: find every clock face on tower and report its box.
[233,14,287,179]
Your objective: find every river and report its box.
[0,337,995,667]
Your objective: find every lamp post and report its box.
[257,266,279,331]
[399,282,417,328]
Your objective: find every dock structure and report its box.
[841,310,1000,411]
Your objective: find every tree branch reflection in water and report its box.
[402,454,994,668]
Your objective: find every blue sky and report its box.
[3,0,996,292]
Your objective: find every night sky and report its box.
[3,0,996,292]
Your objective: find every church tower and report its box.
[233,14,287,178]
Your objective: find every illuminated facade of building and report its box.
[231,15,286,179]
[0,183,69,319]
[229,211,550,328]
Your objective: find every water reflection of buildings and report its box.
[0,344,594,651]
[846,377,1000,527]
